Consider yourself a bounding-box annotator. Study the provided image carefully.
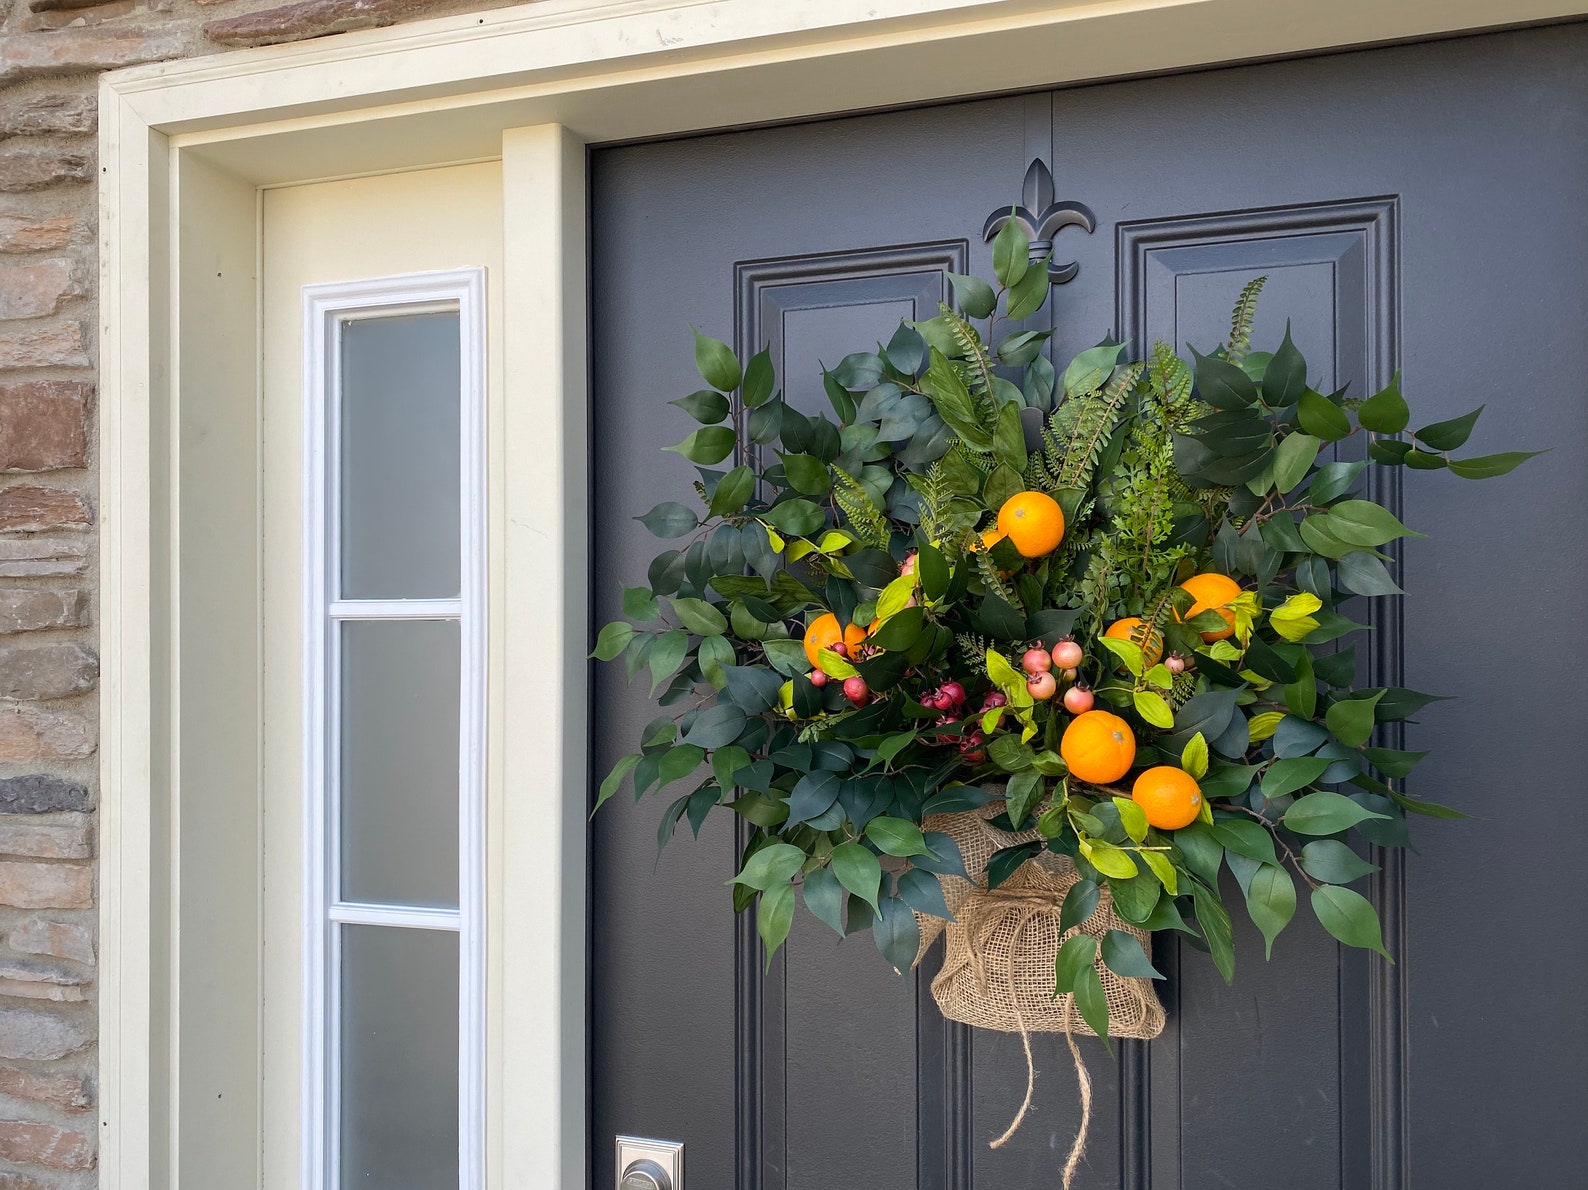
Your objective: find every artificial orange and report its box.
[1103,617,1165,666]
[1131,766,1204,830]
[970,527,1008,553]
[1178,572,1242,641]
[996,491,1066,558]
[802,612,867,667]
[1060,710,1137,785]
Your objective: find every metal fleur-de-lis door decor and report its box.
[982,159,1096,285]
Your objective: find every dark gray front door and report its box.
[590,25,1588,1190]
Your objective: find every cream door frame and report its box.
[98,1,1587,1187]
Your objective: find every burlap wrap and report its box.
[911,797,1167,1185]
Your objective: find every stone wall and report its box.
[0,0,533,1182]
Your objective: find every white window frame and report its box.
[300,269,488,1190]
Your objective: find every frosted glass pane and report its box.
[340,620,459,908]
[340,312,461,599]
[340,925,458,1190]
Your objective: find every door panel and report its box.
[591,26,1588,1189]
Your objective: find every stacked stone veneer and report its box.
[1,0,534,1182]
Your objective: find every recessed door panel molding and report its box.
[1117,197,1404,1190]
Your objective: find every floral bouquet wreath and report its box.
[594,235,1535,1186]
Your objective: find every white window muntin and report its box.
[302,268,486,1190]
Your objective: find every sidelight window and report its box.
[301,271,486,1189]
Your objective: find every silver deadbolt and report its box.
[615,1135,683,1190]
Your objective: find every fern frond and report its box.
[831,466,890,548]
[694,480,710,507]
[975,550,1022,611]
[1225,275,1268,365]
[1149,340,1195,428]
[956,632,992,666]
[1056,362,1143,492]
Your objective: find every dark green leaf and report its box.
[1273,715,1328,758]
[786,772,842,827]
[691,324,741,391]
[986,841,1041,889]
[1004,770,1045,829]
[1261,321,1307,408]
[1388,790,1468,819]
[1357,372,1409,433]
[682,703,746,749]
[1062,340,1126,398]
[666,426,737,465]
[742,348,775,407]
[1297,389,1352,440]
[671,388,730,423]
[897,867,952,920]
[747,399,784,445]
[1174,823,1223,888]
[1403,449,1447,470]
[734,842,805,890]
[594,753,641,813]
[637,502,699,538]
[779,452,831,496]
[1325,690,1384,748]
[669,596,728,637]
[1004,249,1052,321]
[802,867,847,936]
[1308,459,1368,504]
[866,816,931,858]
[1261,756,1332,800]
[996,329,1052,367]
[886,323,926,375]
[1337,550,1403,597]
[1209,819,1278,866]
[1413,405,1483,451]
[946,272,997,319]
[1283,789,1391,835]
[1245,864,1296,960]
[762,499,826,537]
[1053,932,1098,994]
[1191,880,1235,984]
[874,895,921,973]
[1102,930,1163,979]
[991,214,1029,290]
[622,586,660,622]
[1060,879,1101,935]
[591,620,635,661]
[1300,839,1379,884]
[1310,884,1391,959]
[1191,347,1260,410]
[869,605,925,652]
[1369,438,1412,465]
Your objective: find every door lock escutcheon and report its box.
[616,1135,683,1190]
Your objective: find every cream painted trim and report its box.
[99,1,1587,1188]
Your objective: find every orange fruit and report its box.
[996,491,1066,558]
[1131,766,1204,830]
[1104,617,1164,666]
[802,612,867,667]
[1060,710,1137,785]
[1178,572,1242,642]
[970,528,1007,553]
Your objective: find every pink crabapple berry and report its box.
[1051,637,1084,669]
[900,552,918,576]
[842,676,870,705]
[808,669,828,688]
[1061,667,1079,682]
[981,691,1008,711]
[1026,671,1058,700]
[828,642,848,657]
[1022,647,1053,674]
[1166,653,1187,675]
[940,681,967,707]
[1062,684,1095,714]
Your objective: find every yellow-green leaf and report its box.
[875,573,918,620]
[1133,690,1174,729]
[1113,797,1149,843]
[812,648,858,679]
[1247,711,1286,742]
[1081,839,1139,879]
[1270,591,1323,642]
[1140,849,1178,894]
[1180,732,1209,780]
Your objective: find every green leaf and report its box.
[622,586,660,622]
[916,541,950,601]
[866,816,931,858]
[762,499,826,537]
[1102,930,1164,979]
[1053,932,1098,993]
[757,881,796,968]
[669,596,728,637]
[1413,405,1483,450]
[1388,790,1468,819]
[1369,438,1412,466]
[802,867,847,936]
[666,426,737,465]
[829,842,882,915]
[1326,690,1384,747]
[1140,849,1178,895]
[709,465,756,518]
[946,272,997,319]
[1133,690,1174,729]
[691,324,741,392]
[1198,763,1260,800]
[1191,880,1235,984]
[682,703,746,749]
[1245,864,1296,960]
[1300,839,1379,884]
[742,348,775,407]
[594,753,641,812]
[1283,790,1391,835]
[1325,500,1421,547]
[1310,884,1392,960]
[1174,823,1223,888]
[656,744,705,790]
[1060,879,1101,934]
[992,401,1026,471]
[671,389,730,423]
[1062,340,1125,398]
[733,842,805,890]
[919,348,991,450]
[780,452,831,496]
[1403,449,1447,470]
[1113,796,1149,844]
[991,215,1029,289]
[637,502,700,538]
[869,605,925,652]
[1072,963,1111,1046]
[1447,450,1545,479]
[786,771,841,825]
[997,329,1052,367]
[591,620,635,661]
[1271,432,1320,495]
[1084,842,1139,880]
[1004,249,1052,321]
[1361,747,1429,778]
[1357,372,1409,433]
[1337,550,1404,597]
[1297,390,1352,440]
[647,630,689,694]
[1210,819,1277,866]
